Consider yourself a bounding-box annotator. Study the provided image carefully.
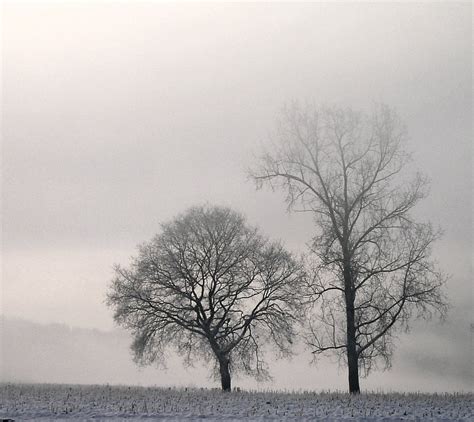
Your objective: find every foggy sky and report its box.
[1,2,472,391]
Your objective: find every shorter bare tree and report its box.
[107,205,304,391]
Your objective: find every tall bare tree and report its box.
[250,103,448,393]
[107,205,304,391]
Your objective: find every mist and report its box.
[1,315,471,393]
[1,2,472,392]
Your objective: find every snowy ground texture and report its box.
[0,383,472,421]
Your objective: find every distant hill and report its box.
[0,315,471,392]
[0,316,210,387]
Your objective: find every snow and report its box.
[0,383,472,421]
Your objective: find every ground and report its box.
[0,383,472,421]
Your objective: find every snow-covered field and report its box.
[0,383,472,421]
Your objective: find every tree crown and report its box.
[107,205,304,380]
[251,103,448,376]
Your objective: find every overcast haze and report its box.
[1,2,472,391]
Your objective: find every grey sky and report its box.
[1,2,472,390]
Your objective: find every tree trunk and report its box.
[346,305,360,394]
[219,357,231,392]
[344,261,360,394]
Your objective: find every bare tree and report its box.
[107,205,304,391]
[250,103,448,393]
